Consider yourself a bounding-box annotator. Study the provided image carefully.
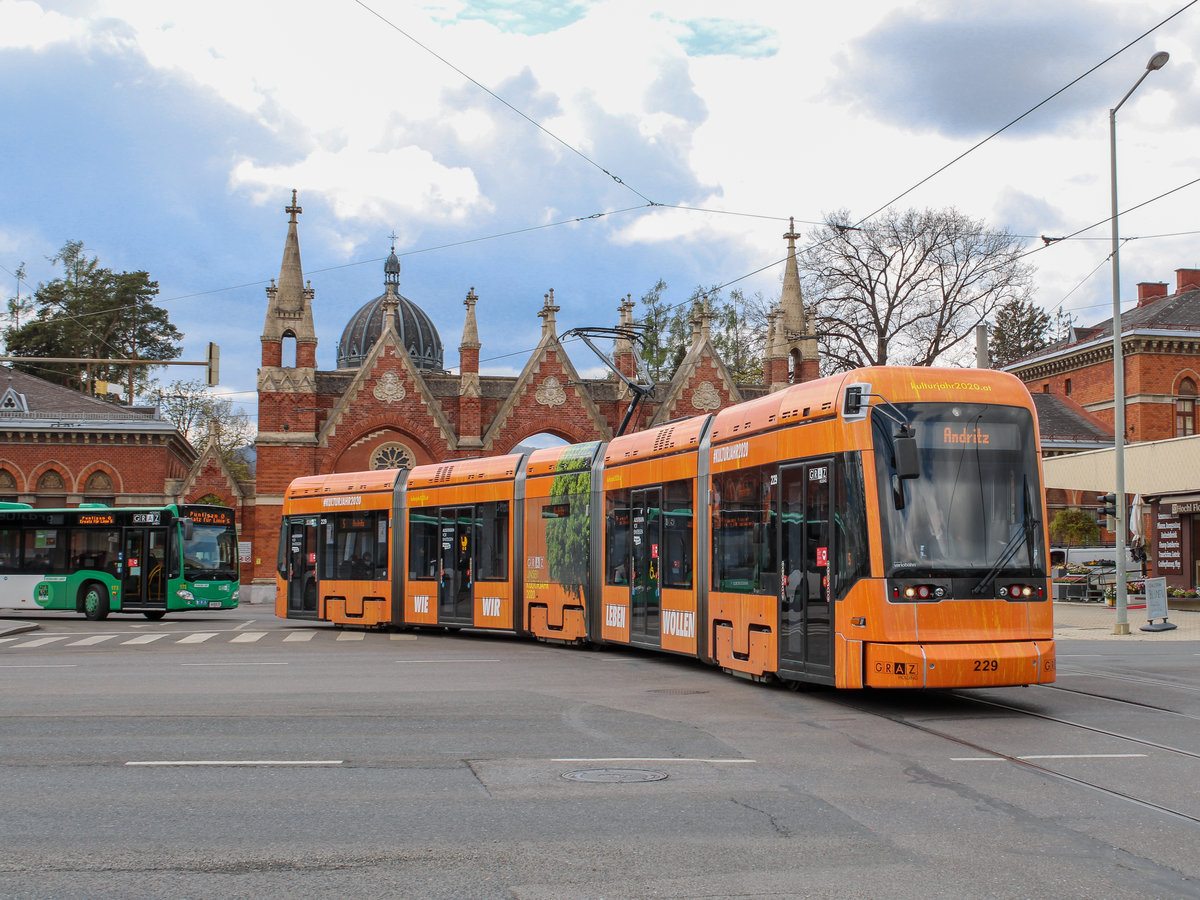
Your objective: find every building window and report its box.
[83,471,114,506]
[1064,378,1072,396]
[1176,378,1197,437]
[371,442,415,470]
[35,470,66,508]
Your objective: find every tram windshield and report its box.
[872,403,1045,577]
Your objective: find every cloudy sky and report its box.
[2,0,1197,423]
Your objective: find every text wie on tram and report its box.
[276,366,1054,689]
[0,503,240,619]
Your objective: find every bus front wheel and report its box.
[81,583,109,621]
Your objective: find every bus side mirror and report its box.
[182,518,194,541]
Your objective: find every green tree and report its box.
[635,280,690,381]
[635,282,768,385]
[989,296,1051,367]
[801,208,1036,370]
[1049,508,1100,547]
[147,379,255,480]
[3,241,182,395]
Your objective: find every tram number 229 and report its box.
[973,659,999,672]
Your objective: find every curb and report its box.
[0,622,40,638]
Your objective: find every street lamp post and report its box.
[1110,50,1168,636]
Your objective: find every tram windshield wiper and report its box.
[971,476,1037,596]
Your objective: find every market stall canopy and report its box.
[1041,433,1200,495]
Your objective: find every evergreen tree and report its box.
[3,241,181,395]
[989,296,1051,367]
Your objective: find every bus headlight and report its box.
[232,588,240,601]
[176,589,195,602]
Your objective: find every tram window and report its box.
[663,480,693,588]
[475,502,509,581]
[711,465,776,595]
[24,528,67,573]
[0,527,20,572]
[832,454,869,598]
[606,489,631,585]
[408,508,439,580]
[321,513,385,580]
[70,528,121,574]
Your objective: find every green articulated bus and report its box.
[0,503,240,620]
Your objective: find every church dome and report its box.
[336,252,443,371]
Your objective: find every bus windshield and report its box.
[872,403,1045,577]
[181,516,238,582]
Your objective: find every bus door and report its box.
[439,507,473,625]
[779,461,833,678]
[630,487,662,643]
[122,526,168,609]
[286,518,318,617]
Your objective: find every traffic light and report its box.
[1097,493,1117,530]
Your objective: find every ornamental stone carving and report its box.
[535,375,567,407]
[373,371,407,403]
[459,372,481,398]
[691,381,721,411]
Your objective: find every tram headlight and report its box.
[1000,583,1036,599]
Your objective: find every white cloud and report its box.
[0,0,82,50]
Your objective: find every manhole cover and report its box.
[561,768,669,783]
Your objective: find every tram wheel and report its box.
[81,582,109,621]
[142,610,166,621]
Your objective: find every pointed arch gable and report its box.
[319,327,456,454]
[323,421,434,474]
[650,335,742,426]
[482,335,611,451]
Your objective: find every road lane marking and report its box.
[552,757,756,764]
[283,632,315,642]
[0,663,77,668]
[14,636,69,648]
[181,662,288,666]
[390,633,417,640]
[335,631,365,641]
[122,634,168,645]
[176,633,218,644]
[230,632,267,643]
[125,760,343,767]
[67,635,118,646]
[394,658,501,663]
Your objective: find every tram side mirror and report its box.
[182,517,194,541]
[841,383,872,421]
[894,431,919,480]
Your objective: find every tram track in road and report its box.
[828,691,1200,829]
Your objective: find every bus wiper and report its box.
[972,476,1037,595]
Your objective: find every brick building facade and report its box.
[1009,267,1200,587]
[0,365,256,584]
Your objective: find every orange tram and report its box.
[276,366,1055,689]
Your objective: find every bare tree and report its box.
[801,208,1035,371]
[147,379,255,480]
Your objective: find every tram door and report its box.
[439,507,474,624]
[779,461,833,677]
[122,526,168,610]
[286,518,318,617]
[630,488,662,642]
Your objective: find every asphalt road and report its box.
[2,606,1199,899]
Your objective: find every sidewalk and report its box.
[1054,601,1200,641]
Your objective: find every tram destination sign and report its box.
[927,422,1020,450]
